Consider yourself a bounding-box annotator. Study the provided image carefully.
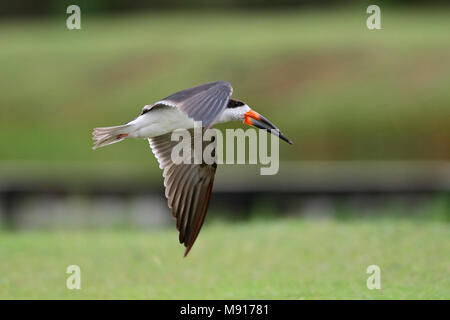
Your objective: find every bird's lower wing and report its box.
[148,128,217,256]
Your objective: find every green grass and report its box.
[0,219,448,299]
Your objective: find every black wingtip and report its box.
[183,246,192,258]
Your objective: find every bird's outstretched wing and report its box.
[148,128,217,256]
[142,81,233,128]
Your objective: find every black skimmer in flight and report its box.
[92,81,292,256]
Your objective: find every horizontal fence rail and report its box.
[0,161,449,194]
[0,161,448,229]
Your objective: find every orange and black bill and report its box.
[244,110,293,144]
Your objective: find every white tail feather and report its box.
[92,124,132,150]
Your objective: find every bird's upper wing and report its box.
[148,128,217,256]
[142,81,233,128]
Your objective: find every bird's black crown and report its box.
[227,99,245,108]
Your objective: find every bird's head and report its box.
[227,99,293,144]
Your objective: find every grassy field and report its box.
[0,219,448,299]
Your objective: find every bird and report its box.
[92,81,292,256]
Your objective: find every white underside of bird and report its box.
[92,103,250,149]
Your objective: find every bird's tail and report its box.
[92,124,132,150]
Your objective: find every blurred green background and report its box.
[1,6,449,166]
[0,1,449,299]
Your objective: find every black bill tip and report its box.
[249,116,294,145]
[258,116,293,144]
[279,132,293,145]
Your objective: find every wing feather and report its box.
[148,128,217,256]
[142,81,233,128]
